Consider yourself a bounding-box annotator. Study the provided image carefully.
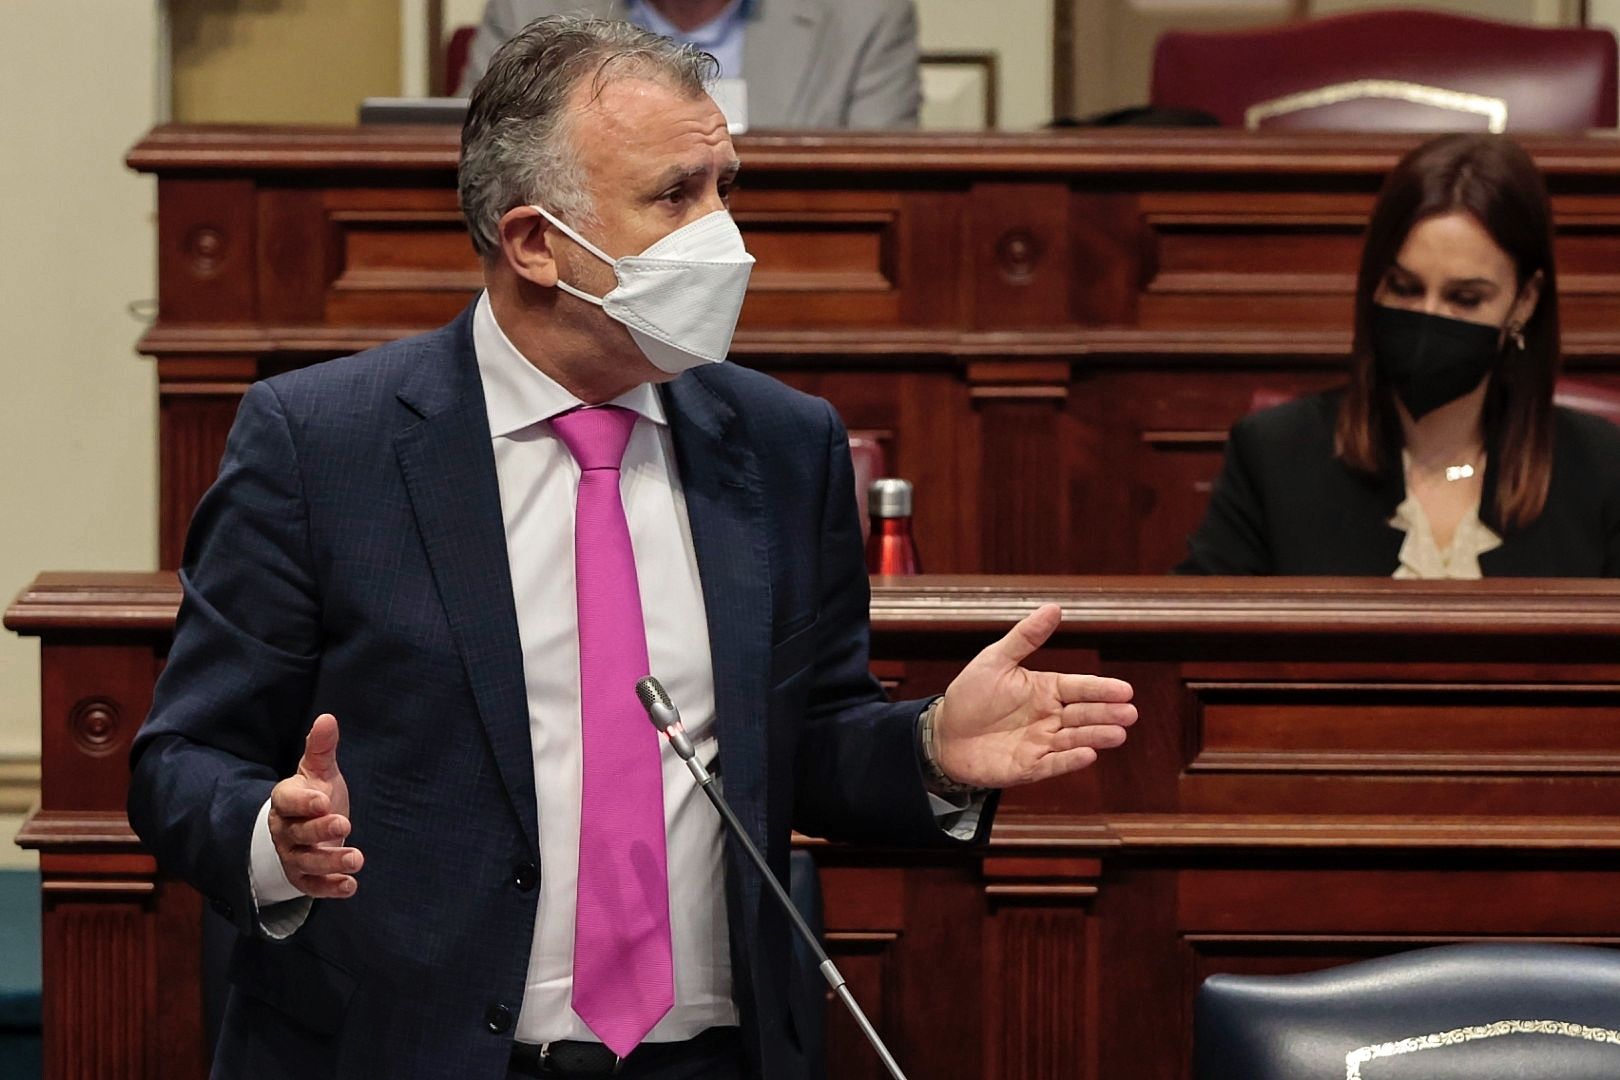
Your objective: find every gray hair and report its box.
[458,15,718,259]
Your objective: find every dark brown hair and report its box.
[1335,133,1560,531]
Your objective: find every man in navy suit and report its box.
[128,16,1136,1080]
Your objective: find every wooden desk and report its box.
[130,128,1620,573]
[13,573,1620,1079]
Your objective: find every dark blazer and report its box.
[127,304,984,1079]
[1179,390,1620,576]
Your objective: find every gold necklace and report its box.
[1408,449,1483,484]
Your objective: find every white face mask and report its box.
[531,205,755,374]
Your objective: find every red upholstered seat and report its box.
[1551,378,1620,428]
[1152,10,1617,133]
[446,25,478,96]
[848,435,887,541]
[1247,387,1296,415]
[1247,379,1620,427]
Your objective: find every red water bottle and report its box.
[866,478,920,575]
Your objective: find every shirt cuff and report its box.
[249,797,314,939]
[928,788,987,841]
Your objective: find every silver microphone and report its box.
[634,676,706,788]
[634,675,911,1080]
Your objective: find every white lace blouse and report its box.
[1387,452,1503,579]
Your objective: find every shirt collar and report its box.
[472,291,665,439]
[628,0,751,47]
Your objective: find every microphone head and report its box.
[636,676,677,731]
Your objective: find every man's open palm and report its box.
[934,604,1137,788]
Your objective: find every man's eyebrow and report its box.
[647,159,743,191]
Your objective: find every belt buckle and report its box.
[536,1041,625,1077]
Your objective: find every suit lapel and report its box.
[663,372,774,862]
[741,0,828,126]
[394,308,539,855]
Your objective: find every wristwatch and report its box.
[915,696,977,797]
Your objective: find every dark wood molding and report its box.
[19,572,1620,639]
[5,573,182,633]
[126,125,1620,176]
[16,811,145,852]
[988,814,1620,851]
[865,575,1620,635]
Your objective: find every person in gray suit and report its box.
[461,0,921,128]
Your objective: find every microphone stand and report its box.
[637,677,911,1080]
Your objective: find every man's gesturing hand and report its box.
[269,714,362,899]
[933,604,1137,789]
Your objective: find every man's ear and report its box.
[496,206,559,287]
[1510,269,1544,334]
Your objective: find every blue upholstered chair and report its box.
[1195,943,1620,1079]
[0,869,42,1079]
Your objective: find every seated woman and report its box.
[1180,133,1620,577]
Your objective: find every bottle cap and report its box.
[867,478,913,518]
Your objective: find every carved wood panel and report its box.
[821,935,895,1080]
[983,857,1102,1080]
[968,182,1071,329]
[1134,191,1372,331]
[735,191,910,327]
[44,899,147,1078]
[131,129,1620,570]
[157,178,257,324]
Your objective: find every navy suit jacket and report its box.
[128,304,987,1079]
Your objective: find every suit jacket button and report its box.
[485,1003,513,1034]
[210,898,234,920]
[511,861,538,892]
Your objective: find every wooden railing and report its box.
[14,573,1620,1078]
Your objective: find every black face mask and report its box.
[1370,305,1504,420]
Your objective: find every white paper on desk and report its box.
[711,78,749,133]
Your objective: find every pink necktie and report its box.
[551,405,674,1056]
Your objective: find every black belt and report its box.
[509,1026,739,1078]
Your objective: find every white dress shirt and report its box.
[628,0,751,79]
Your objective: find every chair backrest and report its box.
[1551,377,1620,429]
[1248,379,1620,428]
[446,25,478,96]
[1152,10,1618,133]
[847,435,888,541]
[1194,943,1620,1079]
